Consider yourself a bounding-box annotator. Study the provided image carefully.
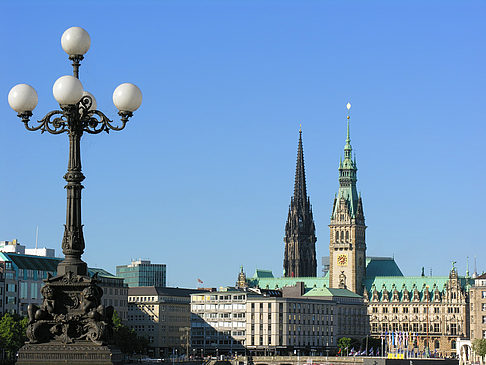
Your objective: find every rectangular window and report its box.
[403,307,408,313]
[482,291,486,299]
[450,323,457,335]
[413,307,419,313]
[482,316,486,324]
[392,307,398,313]
[482,304,486,311]
[434,323,440,332]
[20,282,28,299]
[403,323,409,332]
[31,283,39,299]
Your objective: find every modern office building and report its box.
[117,259,166,287]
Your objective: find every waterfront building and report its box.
[117,259,166,287]
[283,130,317,278]
[127,286,199,358]
[190,283,367,355]
[364,266,470,357]
[469,272,486,340]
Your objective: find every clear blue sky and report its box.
[1,1,485,288]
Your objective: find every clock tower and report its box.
[329,104,366,294]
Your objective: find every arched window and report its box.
[451,340,456,349]
[341,231,345,241]
[435,340,440,349]
[346,231,349,241]
[335,231,339,242]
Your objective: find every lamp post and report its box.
[10,27,141,365]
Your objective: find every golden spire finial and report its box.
[346,102,351,120]
[299,123,302,133]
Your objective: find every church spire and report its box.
[293,128,307,207]
[283,128,317,278]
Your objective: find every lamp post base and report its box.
[16,341,123,364]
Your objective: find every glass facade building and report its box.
[116,259,166,287]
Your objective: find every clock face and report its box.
[337,254,348,266]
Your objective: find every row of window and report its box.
[372,306,460,314]
[371,322,460,334]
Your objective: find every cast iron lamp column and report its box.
[8,27,142,277]
[8,29,141,362]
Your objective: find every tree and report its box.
[112,311,149,355]
[338,337,352,355]
[473,339,486,360]
[0,313,28,359]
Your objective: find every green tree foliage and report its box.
[338,337,352,354]
[112,311,149,355]
[472,338,486,358]
[0,313,28,359]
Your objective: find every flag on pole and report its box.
[197,278,203,284]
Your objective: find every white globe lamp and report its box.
[8,84,38,113]
[61,27,91,56]
[113,83,142,112]
[53,75,84,105]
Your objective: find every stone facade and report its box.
[364,267,470,356]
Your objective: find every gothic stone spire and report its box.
[283,129,317,278]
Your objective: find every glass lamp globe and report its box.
[8,84,38,113]
[53,75,84,105]
[113,83,142,112]
[81,91,97,111]
[61,27,91,56]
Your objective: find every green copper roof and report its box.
[249,269,329,289]
[303,286,361,298]
[332,119,359,219]
[252,269,274,278]
[366,257,404,278]
[364,274,473,301]
[0,252,62,272]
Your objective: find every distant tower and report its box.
[283,128,317,277]
[236,266,248,289]
[329,103,366,294]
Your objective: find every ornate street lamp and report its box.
[9,27,141,365]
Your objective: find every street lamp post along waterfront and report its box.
[9,26,141,365]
